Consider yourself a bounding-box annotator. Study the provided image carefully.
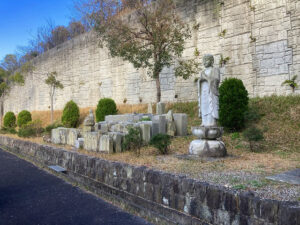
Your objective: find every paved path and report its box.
[0,149,152,225]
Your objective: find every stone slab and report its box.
[173,113,188,136]
[266,169,300,185]
[83,132,99,152]
[99,135,114,153]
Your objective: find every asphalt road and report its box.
[0,148,152,225]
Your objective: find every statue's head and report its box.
[89,109,93,114]
[203,54,214,68]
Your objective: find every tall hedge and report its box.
[3,112,16,128]
[61,100,80,128]
[219,78,249,131]
[17,110,32,127]
[96,98,117,122]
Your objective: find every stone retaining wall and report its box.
[3,0,300,114]
[0,135,299,225]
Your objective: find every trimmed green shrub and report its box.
[96,98,117,122]
[18,120,44,138]
[149,134,171,155]
[3,112,16,128]
[219,78,249,131]
[243,126,264,151]
[61,100,80,128]
[122,127,143,155]
[17,110,32,127]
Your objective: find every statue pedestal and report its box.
[189,126,226,157]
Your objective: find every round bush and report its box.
[61,100,80,128]
[96,98,117,122]
[3,112,16,128]
[219,78,249,131]
[17,110,32,127]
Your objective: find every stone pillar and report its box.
[156,102,165,115]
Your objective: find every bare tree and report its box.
[68,21,86,38]
[45,72,64,123]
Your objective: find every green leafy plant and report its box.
[219,29,227,37]
[243,126,264,151]
[219,54,230,67]
[219,78,249,131]
[140,117,151,122]
[231,132,240,140]
[61,100,80,128]
[96,98,117,122]
[250,35,256,43]
[45,122,63,133]
[9,72,25,85]
[175,59,201,80]
[18,120,44,138]
[3,112,16,128]
[149,134,171,155]
[122,127,143,155]
[233,184,247,190]
[17,110,32,127]
[0,127,17,134]
[282,75,298,93]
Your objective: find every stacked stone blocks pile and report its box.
[51,104,187,154]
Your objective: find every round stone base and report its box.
[189,140,227,157]
[191,126,223,140]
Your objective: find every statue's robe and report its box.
[197,67,220,126]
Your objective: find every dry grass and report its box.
[30,104,149,127]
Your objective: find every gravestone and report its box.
[156,102,165,115]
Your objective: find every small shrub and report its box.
[96,98,117,122]
[17,110,32,127]
[0,127,17,134]
[231,132,240,140]
[18,120,44,138]
[244,105,263,125]
[150,134,171,155]
[3,112,16,128]
[219,78,249,131]
[122,127,143,155]
[243,126,264,151]
[61,100,80,128]
[45,122,63,133]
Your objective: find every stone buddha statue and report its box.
[189,54,226,158]
[83,109,95,132]
[198,54,220,127]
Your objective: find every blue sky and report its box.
[0,0,75,59]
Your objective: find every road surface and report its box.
[0,148,152,225]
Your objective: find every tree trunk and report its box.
[50,95,54,124]
[155,76,161,103]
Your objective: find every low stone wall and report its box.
[0,135,299,225]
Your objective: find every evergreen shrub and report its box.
[61,100,80,128]
[17,110,32,127]
[3,112,16,128]
[219,78,249,131]
[96,98,117,122]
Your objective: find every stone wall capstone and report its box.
[3,0,300,114]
